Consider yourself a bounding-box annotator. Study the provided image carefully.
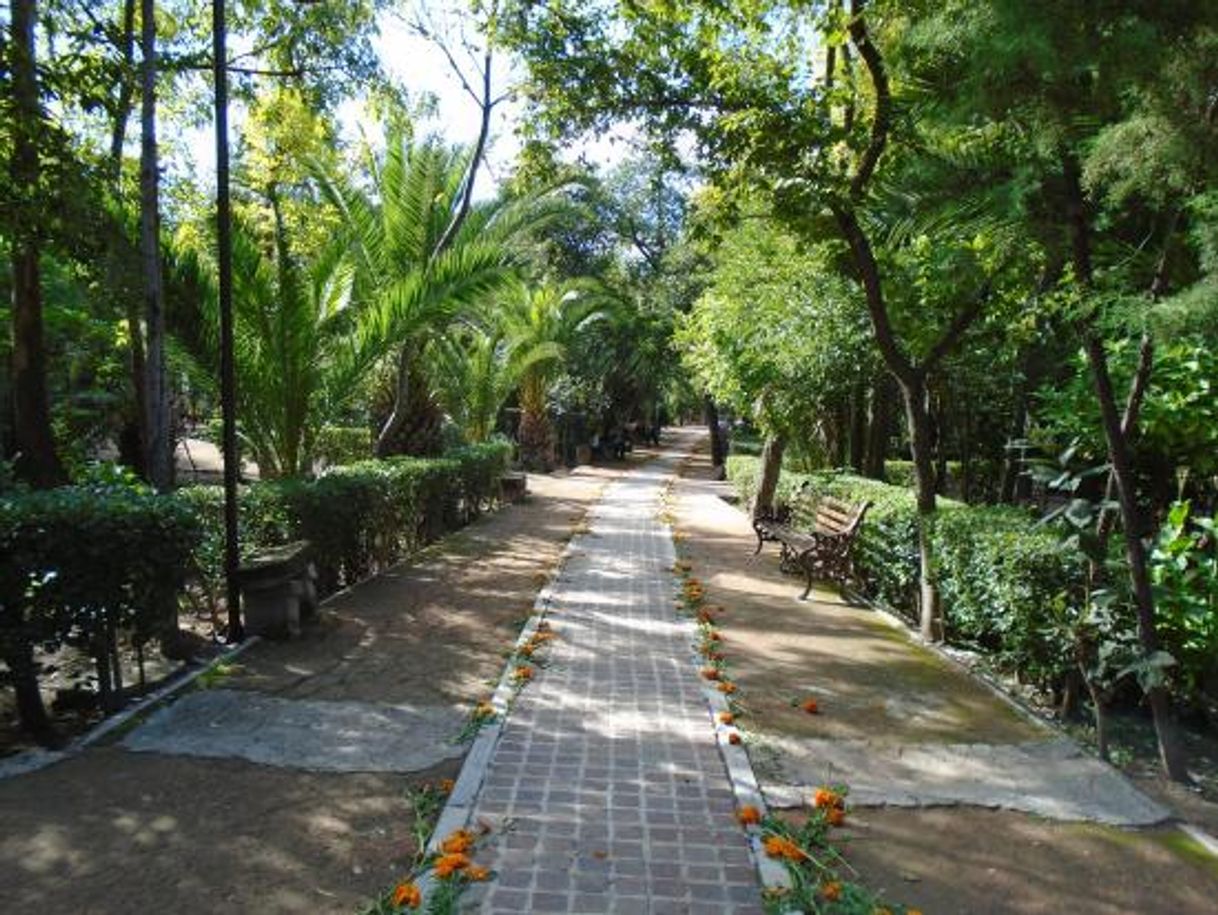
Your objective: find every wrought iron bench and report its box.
[752,496,871,599]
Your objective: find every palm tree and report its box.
[498,282,612,468]
[319,130,558,456]
[431,325,563,444]
[188,208,359,478]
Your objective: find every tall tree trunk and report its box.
[900,372,941,640]
[4,640,53,740]
[849,380,867,473]
[1063,151,1190,783]
[1081,332,1189,782]
[113,0,147,479]
[140,0,172,490]
[864,372,892,480]
[8,0,65,488]
[376,346,412,457]
[704,396,725,468]
[999,385,1027,504]
[109,0,138,179]
[751,434,785,520]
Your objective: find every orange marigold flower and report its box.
[813,788,842,810]
[513,665,533,681]
[728,732,742,745]
[696,611,714,624]
[474,701,495,719]
[800,697,820,714]
[392,880,422,908]
[536,620,552,632]
[440,829,475,854]
[821,881,842,901]
[826,807,846,827]
[707,630,722,641]
[433,852,471,878]
[439,778,455,795]
[467,865,491,882]
[736,804,762,825]
[518,644,535,658]
[718,711,734,725]
[762,835,805,861]
[701,667,720,681]
[717,681,737,694]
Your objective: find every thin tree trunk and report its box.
[109,0,138,179]
[999,385,1027,504]
[376,347,412,457]
[1082,331,1190,781]
[140,0,172,489]
[849,380,867,473]
[704,396,725,468]
[1063,151,1190,783]
[864,372,892,480]
[751,434,785,520]
[900,372,941,640]
[8,0,66,488]
[5,641,53,740]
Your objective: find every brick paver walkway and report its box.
[469,441,764,914]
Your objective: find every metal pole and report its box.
[213,0,242,642]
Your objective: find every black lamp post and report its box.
[213,0,242,641]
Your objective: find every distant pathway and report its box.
[468,436,764,914]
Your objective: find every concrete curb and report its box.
[665,470,796,911]
[414,466,625,906]
[0,636,260,781]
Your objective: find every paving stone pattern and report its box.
[469,452,764,914]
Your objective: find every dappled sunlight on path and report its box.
[465,430,764,914]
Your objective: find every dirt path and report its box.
[0,468,610,915]
[671,441,1218,913]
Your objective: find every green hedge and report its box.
[884,459,1002,504]
[727,455,1080,685]
[0,484,201,720]
[315,425,374,468]
[179,441,512,598]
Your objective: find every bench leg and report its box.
[753,528,764,555]
[802,568,813,601]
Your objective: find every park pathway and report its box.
[466,433,764,914]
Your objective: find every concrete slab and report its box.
[122,688,465,773]
[760,735,1171,826]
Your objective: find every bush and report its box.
[179,441,512,599]
[727,455,1082,686]
[885,459,1002,504]
[0,483,200,720]
[315,425,373,468]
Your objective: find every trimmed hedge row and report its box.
[727,455,1081,685]
[1,484,201,719]
[179,441,513,597]
[884,459,1002,504]
[2,442,511,733]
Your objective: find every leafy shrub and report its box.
[1152,502,1218,707]
[179,441,512,599]
[728,455,1082,686]
[315,424,373,468]
[885,459,1002,504]
[0,483,200,719]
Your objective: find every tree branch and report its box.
[847,0,890,200]
[923,281,992,370]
